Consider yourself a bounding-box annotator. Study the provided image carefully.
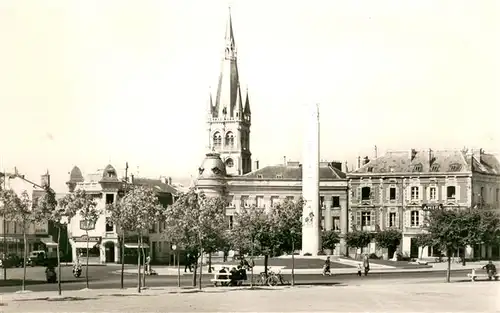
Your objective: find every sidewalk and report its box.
[0,280,496,312]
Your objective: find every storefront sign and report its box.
[73,235,101,243]
[421,204,444,211]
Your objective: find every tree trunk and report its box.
[264,255,269,277]
[22,229,27,291]
[419,246,423,259]
[198,247,203,290]
[141,235,146,288]
[461,247,466,266]
[208,253,212,273]
[446,254,451,283]
[57,226,62,295]
[192,252,198,287]
[250,242,254,288]
[120,232,125,289]
[85,229,90,289]
[137,236,141,293]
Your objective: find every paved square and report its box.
[1,281,498,312]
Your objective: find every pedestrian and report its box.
[363,254,370,276]
[357,263,362,276]
[184,253,192,273]
[145,255,151,274]
[323,256,332,276]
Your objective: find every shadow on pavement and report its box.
[0,279,89,287]
[15,296,98,302]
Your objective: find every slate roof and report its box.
[132,178,179,195]
[350,149,500,175]
[242,163,346,180]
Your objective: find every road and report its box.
[0,265,471,293]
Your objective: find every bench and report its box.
[467,268,499,282]
[210,268,246,287]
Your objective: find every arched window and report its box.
[225,158,234,168]
[213,132,222,147]
[225,132,234,146]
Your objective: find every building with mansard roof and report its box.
[347,148,500,260]
[195,10,349,256]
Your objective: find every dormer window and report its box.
[431,163,440,172]
[449,163,462,172]
[367,167,373,173]
[257,174,263,179]
[412,164,423,172]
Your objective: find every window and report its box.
[257,174,263,179]
[228,216,234,229]
[361,212,372,226]
[480,187,485,202]
[286,196,294,202]
[411,186,419,201]
[256,196,264,208]
[449,163,462,172]
[320,196,325,208]
[321,216,325,230]
[367,167,373,173]
[275,174,283,179]
[413,164,423,172]
[106,194,114,205]
[105,218,114,232]
[332,196,340,207]
[361,187,371,201]
[225,132,234,146]
[429,187,437,200]
[447,186,456,199]
[410,211,420,227]
[332,217,340,231]
[497,189,499,202]
[389,187,396,200]
[225,158,234,168]
[389,212,396,227]
[431,164,440,172]
[149,223,156,233]
[240,196,249,207]
[213,132,222,146]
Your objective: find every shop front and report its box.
[70,235,103,264]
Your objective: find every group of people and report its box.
[216,258,253,286]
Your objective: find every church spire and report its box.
[213,7,243,119]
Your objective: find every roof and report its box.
[132,177,179,195]
[242,163,346,180]
[350,149,500,175]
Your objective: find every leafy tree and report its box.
[113,186,166,292]
[322,230,340,253]
[414,233,434,259]
[344,230,373,260]
[162,189,227,289]
[374,229,402,258]
[478,210,500,247]
[0,190,35,292]
[423,208,484,282]
[59,189,100,290]
[33,185,66,295]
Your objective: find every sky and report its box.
[0,0,498,193]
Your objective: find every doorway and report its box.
[410,238,419,259]
[104,242,115,263]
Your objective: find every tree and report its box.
[59,189,100,290]
[374,229,402,259]
[113,186,166,292]
[0,190,35,292]
[231,198,304,280]
[414,233,434,260]
[322,230,340,254]
[344,230,373,260]
[33,185,66,295]
[162,189,227,289]
[478,210,500,248]
[423,208,484,282]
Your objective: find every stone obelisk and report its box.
[301,103,321,256]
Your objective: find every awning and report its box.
[40,238,58,248]
[124,243,150,249]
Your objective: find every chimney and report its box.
[41,171,50,188]
[168,177,172,185]
[428,148,434,167]
[160,176,167,184]
[410,149,417,161]
[344,161,348,173]
[374,145,378,159]
[363,156,370,165]
[357,156,361,169]
[254,160,260,170]
[283,156,286,166]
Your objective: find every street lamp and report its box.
[171,244,180,287]
[80,219,96,290]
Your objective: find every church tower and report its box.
[207,9,252,175]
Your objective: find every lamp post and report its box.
[291,229,295,287]
[172,244,180,287]
[80,219,96,290]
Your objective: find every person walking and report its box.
[184,253,192,273]
[322,256,332,276]
[362,254,370,276]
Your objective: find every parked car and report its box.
[27,250,47,266]
[0,254,22,268]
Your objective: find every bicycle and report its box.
[255,267,289,286]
